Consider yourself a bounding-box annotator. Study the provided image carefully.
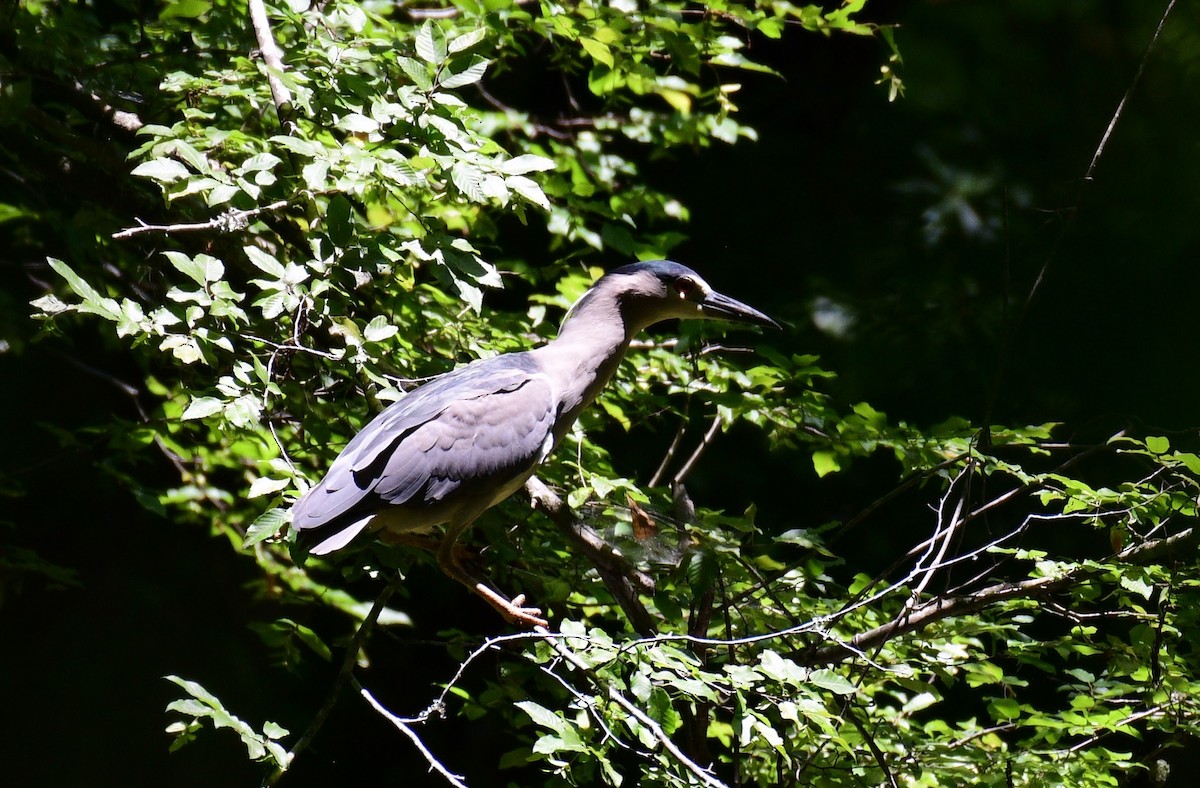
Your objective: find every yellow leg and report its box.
[435,521,547,628]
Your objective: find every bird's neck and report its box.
[533,285,637,434]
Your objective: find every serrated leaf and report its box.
[580,37,613,68]
[397,56,433,91]
[415,20,446,64]
[364,315,399,343]
[515,701,566,734]
[243,507,287,547]
[248,477,291,499]
[243,246,286,277]
[809,668,856,696]
[165,251,224,286]
[448,28,487,54]
[47,258,123,321]
[181,396,224,420]
[238,152,283,173]
[131,158,190,183]
[451,162,485,202]
[439,57,489,89]
[506,175,550,209]
[224,395,262,428]
[206,183,239,206]
[337,113,379,133]
[1119,574,1154,600]
[501,154,556,175]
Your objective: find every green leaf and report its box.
[244,507,287,548]
[243,246,286,278]
[809,669,856,696]
[1145,435,1170,454]
[131,158,190,183]
[364,316,399,343]
[439,57,490,89]
[247,477,291,499]
[47,258,122,321]
[181,396,223,420]
[580,37,614,68]
[515,700,566,734]
[415,21,446,65]
[501,154,556,175]
[507,175,550,210]
[159,0,212,19]
[812,450,840,477]
[1119,574,1154,600]
[262,721,289,740]
[165,251,224,287]
[988,697,1021,721]
[397,56,433,91]
[448,28,488,54]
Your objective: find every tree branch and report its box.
[537,626,730,788]
[263,572,403,785]
[355,680,468,788]
[525,476,658,635]
[803,525,1197,665]
[247,0,296,133]
[113,200,290,239]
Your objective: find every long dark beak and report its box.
[700,290,781,330]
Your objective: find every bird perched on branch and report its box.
[290,261,778,627]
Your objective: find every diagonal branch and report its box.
[536,626,730,788]
[803,525,1197,665]
[355,680,468,788]
[525,476,658,635]
[247,0,296,133]
[263,572,403,785]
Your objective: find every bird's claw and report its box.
[472,584,548,628]
[500,593,548,628]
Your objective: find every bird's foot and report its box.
[476,585,548,628]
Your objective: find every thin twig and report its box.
[263,572,403,786]
[804,524,1197,665]
[1085,0,1178,181]
[673,415,722,487]
[649,420,687,488]
[985,0,1177,423]
[1065,703,1169,754]
[846,706,899,788]
[112,201,289,239]
[537,626,730,788]
[355,680,468,788]
[247,0,295,133]
[525,476,657,634]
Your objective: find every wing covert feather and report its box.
[291,353,556,543]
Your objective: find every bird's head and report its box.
[599,260,781,332]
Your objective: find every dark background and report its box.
[4,1,1198,785]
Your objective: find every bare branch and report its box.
[355,681,468,788]
[537,626,730,788]
[112,201,290,239]
[803,525,1198,665]
[263,572,403,785]
[672,414,722,487]
[1085,0,1178,181]
[846,706,899,788]
[247,0,295,132]
[525,476,658,635]
[648,419,687,488]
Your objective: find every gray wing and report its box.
[291,353,557,554]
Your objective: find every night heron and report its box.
[290,261,778,626]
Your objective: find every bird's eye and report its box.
[675,277,697,299]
